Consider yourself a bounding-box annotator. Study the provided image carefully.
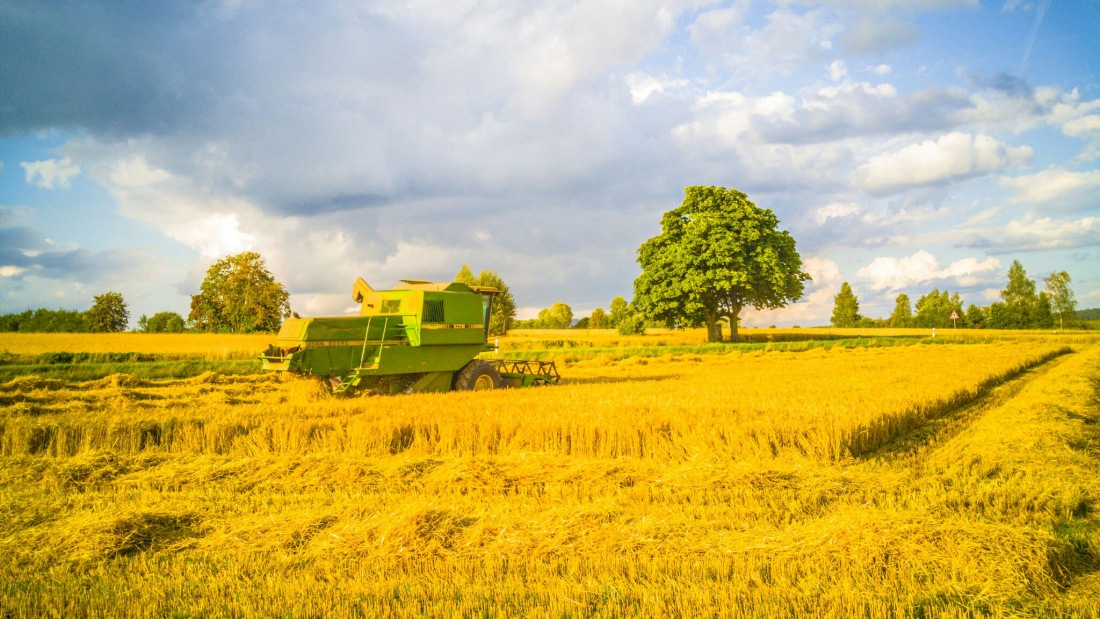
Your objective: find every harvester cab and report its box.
[260,277,559,395]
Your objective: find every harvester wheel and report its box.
[453,360,502,391]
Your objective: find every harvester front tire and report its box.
[453,360,502,391]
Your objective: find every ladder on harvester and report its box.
[331,315,410,394]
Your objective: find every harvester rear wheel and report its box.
[453,360,502,391]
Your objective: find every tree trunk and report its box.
[705,309,719,342]
[727,305,742,342]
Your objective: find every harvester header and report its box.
[260,276,559,395]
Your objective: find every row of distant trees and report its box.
[0,292,135,333]
[511,296,648,335]
[0,253,289,334]
[830,260,1078,330]
[0,298,189,334]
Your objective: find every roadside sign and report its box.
[950,311,959,320]
[950,310,958,331]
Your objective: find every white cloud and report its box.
[1000,168,1100,204]
[853,132,1032,193]
[501,1,684,119]
[872,64,891,75]
[1061,113,1100,138]
[724,6,843,75]
[109,156,172,187]
[168,213,256,260]
[625,72,691,105]
[0,266,25,277]
[937,256,1003,286]
[674,89,796,149]
[998,214,1100,251]
[960,86,1100,145]
[857,250,1000,291]
[742,257,841,326]
[829,60,848,81]
[688,3,749,45]
[816,202,861,223]
[99,155,259,256]
[20,158,81,188]
[1061,113,1100,160]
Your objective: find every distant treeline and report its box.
[0,308,90,333]
[0,307,185,333]
[1077,308,1100,321]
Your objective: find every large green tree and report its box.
[633,186,810,342]
[87,292,129,333]
[454,265,517,336]
[830,282,861,328]
[189,252,290,333]
[1044,271,1076,330]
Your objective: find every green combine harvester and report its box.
[260,277,560,395]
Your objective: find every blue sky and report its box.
[1,0,1098,326]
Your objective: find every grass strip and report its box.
[500,335,952,362]
[0,359,262,382]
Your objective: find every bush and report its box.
[42,352,75,364]
[141,312,186,333]
[617,314,647,335]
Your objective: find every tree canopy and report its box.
[87,292,129,333]
[588,307,608,329]
[0,308,89,332]
[830,282,861,328]
[189,252,290,333]
[633,186,809,341]
[454,265,518,336]
[538,302,574,329]
[890,293,913,328]
[139,311,185,333]
[990,260,1053,329]
[608,296,630,328]
[914,289,963,329]
[1044,271,1076,330]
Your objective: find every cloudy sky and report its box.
[1,0,1098,326]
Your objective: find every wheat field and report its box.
[1,331,1098,618]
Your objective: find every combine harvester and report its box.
[260,277,560,395]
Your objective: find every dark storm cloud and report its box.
[0,1,197,135]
